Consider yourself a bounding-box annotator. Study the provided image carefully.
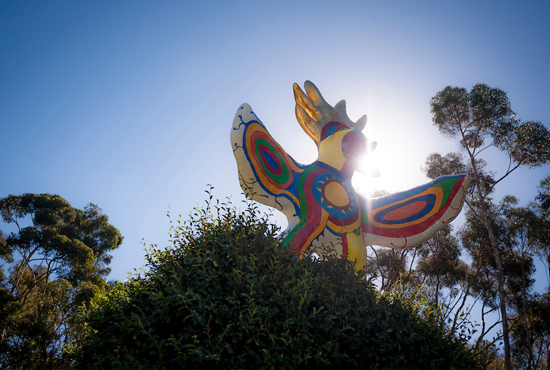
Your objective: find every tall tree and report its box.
[428,84,550,370]
[507,176,550,369]
[0,193,123,369]
[532,176,550,282]
[510,292,550,370]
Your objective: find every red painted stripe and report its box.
[361,177,464,237]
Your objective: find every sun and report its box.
[352,145,395,198]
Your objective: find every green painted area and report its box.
[434,177,459,206]
[359,177,460,225]
[282,165,321,245]
[361,212,373,226]
[283,226,299,244]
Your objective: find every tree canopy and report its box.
[426,84,550,370]
[0,193,123,369]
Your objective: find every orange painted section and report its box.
[384,201,427,221]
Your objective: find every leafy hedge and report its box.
[70,195,480,369]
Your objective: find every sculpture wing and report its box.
[231,104,305,221]
[359,174,470,248]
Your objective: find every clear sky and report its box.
[2,0,549,292]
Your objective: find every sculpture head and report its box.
[293,81,375,175]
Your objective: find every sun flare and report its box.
[353,147,395,198]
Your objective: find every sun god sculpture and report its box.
[231,81,470,271]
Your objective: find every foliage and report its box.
[0,193,123,369]
[531,176,550,275]
[536,176,550,211]
[427,84,550,370]
[71,193,480,369]
[430,84,550,174]
[505,178,550,370]
[510,292,550,370]
[366,224,497,365]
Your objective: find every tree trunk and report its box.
[477,187,512,370]
[467,150,512,370]
[520,249,534,370]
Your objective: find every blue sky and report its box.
[1,0,549,295]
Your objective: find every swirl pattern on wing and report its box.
[361,175,467,238]
[249,127,294,189]
[232,108,304,214]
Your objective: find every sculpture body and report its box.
[231,81,470,270]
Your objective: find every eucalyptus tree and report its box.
[366,247,410,291]
[0,193,123,369]
[414,227,470,331]
[499,195,549,369]
[506,177,550,369]
[510,292,550,370]
[532,176,550,281]
[427,84,550,370]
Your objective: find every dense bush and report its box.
[70,193,480,369]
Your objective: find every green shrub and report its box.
[70,193,480,369]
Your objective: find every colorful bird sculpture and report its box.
[231,81,470,270]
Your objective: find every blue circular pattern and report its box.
[312,171,357,220]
